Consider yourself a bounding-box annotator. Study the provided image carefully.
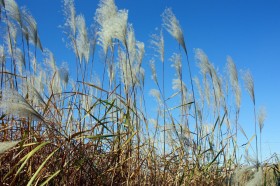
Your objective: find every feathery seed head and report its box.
[114,10,128,43]
[34,66,46,95]
[258,106,266,132]
[8,20,17,44]
[59,62,69,87]
[21,80,46,106]
[139,67,145,86]
[63,0,76,36]
[203,79,211,106]
[95,0,128,54]
[76,14,90,63]
[172,78,187,96]
[31,55,37,72]
[195,48,210,76]
[227,56,238,84]
[118,49,133,87]
[193,76,203,103]
[95,0,117,26]
[136,41,145,66]
[162,8,186,52]
[97,10,128,54]
[0,141,20,154]
[170,53,182,78]
[172,78,188,107]
[0,88,44,121]
[44,50,56,73]
[21,7,43,50]
[246,169,263,186]
[107,62,116,86]
[211,68,224,106]
[243,70,255,104]
[149,89,162,106]
[127,24,136,62]
[5,21,17,55]
[149,59,158,84]
[15,48,25,75]
[235,85,241,110]
[226,56,241,110]
[150,29,164,63]
[4,0,21,24]
[0,46,5,64]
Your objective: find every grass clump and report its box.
[0,0,278,185]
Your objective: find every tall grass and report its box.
[0,0,278,185]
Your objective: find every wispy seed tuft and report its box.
[243,70,255,104]
[162,8,186,52]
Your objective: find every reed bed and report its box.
[0,0,279,185]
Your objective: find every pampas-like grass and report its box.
[258,106,266,163]
[150,29,164,63]
[95,0,117,26]
[172,78,187,97]
[63,0,76,37]
[21,83,42,107]
[126,24,136,63]
[0,45,5,63]
[0,88,44,121]
[136,41,145,66]
[149,59,158,85]
[149,89,162,106]
[6,20,17,47]
[195,48,210,77]
[75,14,90,63]
[227,56,241,110]
[4,0,21,25]
[14,48,25,75]
[0,141,20,154]
[162,8,186,52]
[44,50,56,73]
[170,53,182,78]
[58,62,69,87]
[5,23,15,56]
[243,70,255,105]
[247,168,263,186]
[258,106,266,133]
[195,48,223,108]
[1,0,275,185]
[193,76,204,105]
[243,70,259,169]
[95,0,128,54]
[21,7,42,50]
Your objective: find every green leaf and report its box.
[27,148,58,186]
[76,134,119,140]
[7,142,50,182]
[40,170,61,186]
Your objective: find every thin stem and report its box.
[183,48,198,146]
[253,104,259,170]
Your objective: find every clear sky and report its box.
[17,0,280,160]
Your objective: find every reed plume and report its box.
[0,141,20,154]
[226,56,241,111]
[0,88,44,121]
[162,8,186,52]
[243,70,258,169]
[76,14,90,63]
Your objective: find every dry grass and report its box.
[0,0,279,185]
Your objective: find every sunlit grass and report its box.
[0,0,279,185]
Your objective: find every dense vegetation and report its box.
[0,0,279,185]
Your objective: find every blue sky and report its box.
[17,0,280,160]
